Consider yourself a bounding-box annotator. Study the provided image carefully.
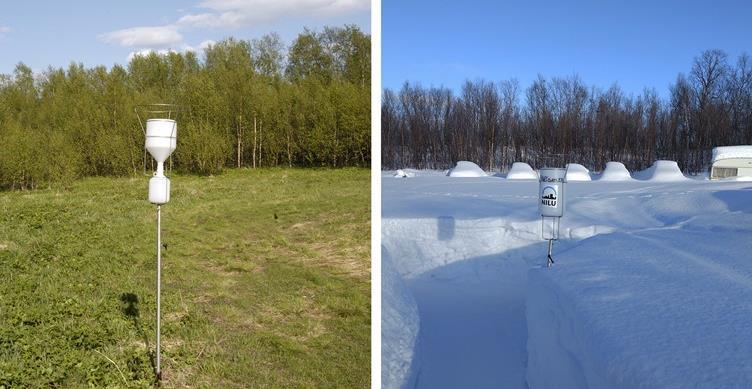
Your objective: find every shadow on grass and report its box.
[120,292,158,381]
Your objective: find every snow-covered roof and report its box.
[712,146,752,163]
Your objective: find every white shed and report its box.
[710,146,752,179]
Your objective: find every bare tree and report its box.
[381,51,752,174]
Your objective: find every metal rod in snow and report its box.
[156,205,162,380]
[546,239,554,268]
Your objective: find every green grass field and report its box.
[0,168,370,388]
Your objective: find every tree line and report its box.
[382,49,752,174]
[0,25,370,190]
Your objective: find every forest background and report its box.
[0,25,370,189]
[382,50,751,173]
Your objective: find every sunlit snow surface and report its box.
[381,171,752,389]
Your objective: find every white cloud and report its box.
[199,0,370,14]
[99,26,183,48]
[177,12,250,29]
[103,0,369,60]
[0,26,10,37]
[176,0,370,28]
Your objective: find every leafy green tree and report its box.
[0,25,371,190]
[252,33,285,79]
[286,29,333,83]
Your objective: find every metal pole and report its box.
[156,205,162,380]
[546,239,554,268]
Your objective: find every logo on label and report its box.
[541,186,557,207]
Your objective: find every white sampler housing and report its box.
[539,168,566,268]
[539,168,566,218]
[710,146,752,180]
[145,119,177,204]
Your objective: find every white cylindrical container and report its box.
[149,176,171,204]
[539,168,566,217]
[145,119,177,164]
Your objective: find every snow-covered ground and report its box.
[382,248,421,389]
[382,169,752,388]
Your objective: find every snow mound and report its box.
[565,164,591,181]
[386,169,448,178]
[634,160,687,181]
[598,162,633,181]
[712,145,752,162]
[394,169,415,178]
[528,224,752,388]
[382,248,420,389]
[505,162,538,180]
[448,161,487,177]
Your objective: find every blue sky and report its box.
[0,0,370,74]
[383,0,752,97]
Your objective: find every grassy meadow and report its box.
[0,168,370,387]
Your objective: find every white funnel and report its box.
[145,119,177,175]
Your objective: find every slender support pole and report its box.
[546,239,554,268]
[156,205,162,380]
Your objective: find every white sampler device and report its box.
[539,168,566,267]
[146,119,177,205]
[137,104,180,381]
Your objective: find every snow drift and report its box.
[598,161,632,181]
[387,169,448,178]
[382,171,752,388]
[527,215,752,388]
[506,162,538,180]
[448,161,487,177]
[566,163,591,181]
[394,169,415,178]
[634,160,687,181]
[721,175,752,181]
[382,248,420,389]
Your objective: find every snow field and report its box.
[528,219,752,388]
[383,173,752,388]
